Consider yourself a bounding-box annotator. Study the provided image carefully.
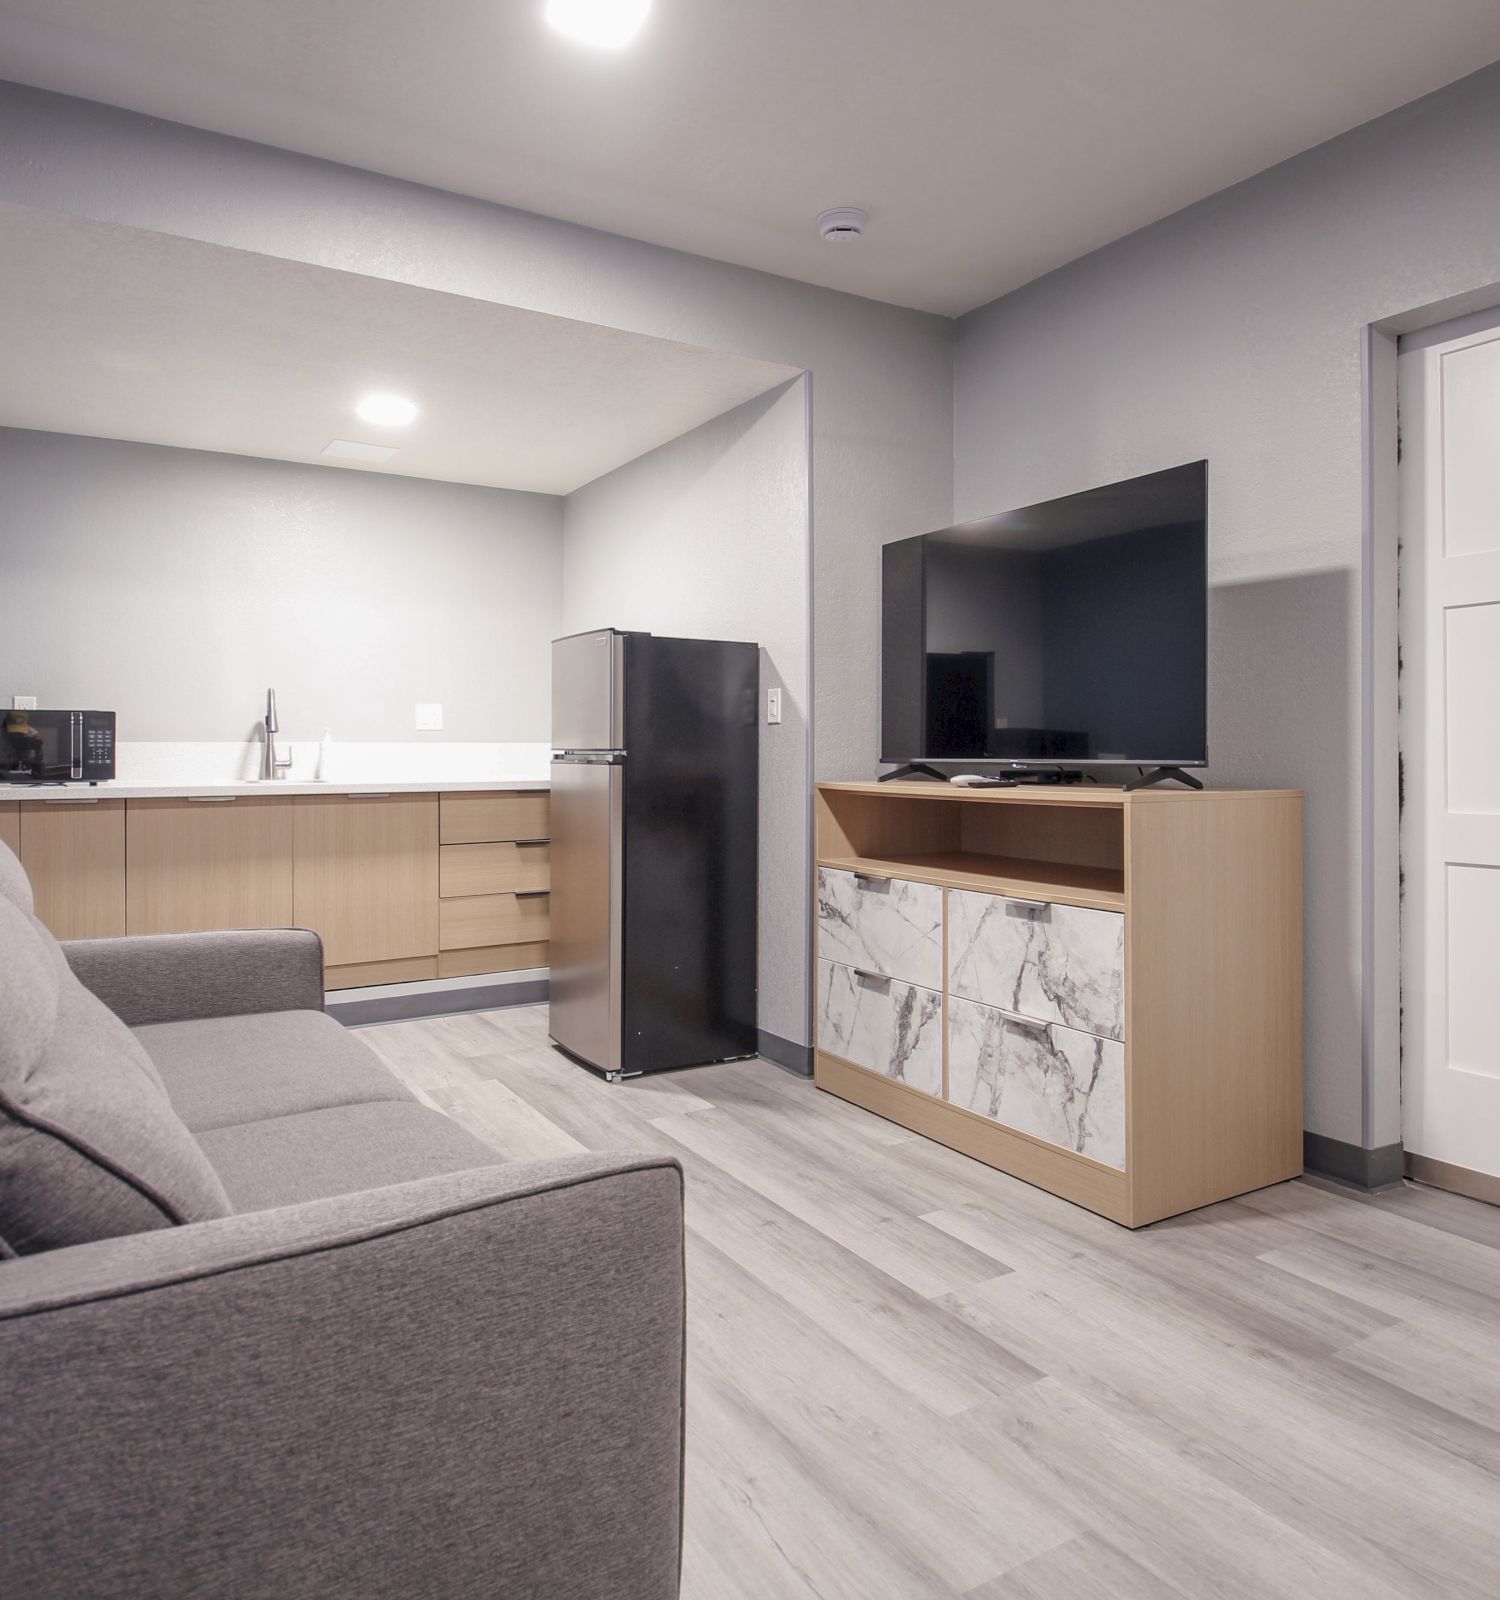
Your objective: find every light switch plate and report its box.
[766,687,782,725]
[11,695,37,710]
[415,702,443,731]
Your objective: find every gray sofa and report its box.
[0,839,684,1600]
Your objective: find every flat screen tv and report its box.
[882,461,1207,771]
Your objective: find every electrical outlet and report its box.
[11,695,37,710]
[766,687,782,725]
[414,702,443,731]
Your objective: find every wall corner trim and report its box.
[1303,1131,1404,1192]
[758,1028,813,1077]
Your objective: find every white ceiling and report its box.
[0,202,797,492]
[2,2,1499,315]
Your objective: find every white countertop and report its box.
[4,777,550,801]
[1,739,554,800]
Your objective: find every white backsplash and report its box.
[115,740,553,786]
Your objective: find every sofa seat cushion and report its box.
[135,1011,415,1133]
[196,1101,505,1210]
[0,893,232,1254]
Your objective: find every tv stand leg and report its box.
[1123,766,1205,792]
[879,762,948,784]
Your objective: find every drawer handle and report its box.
[514,838,549,846]
[996,1007,1049,1032]
[1003,897,1049,913]
[516,890,549,899]
[188,795,238,803]
[852,967,893,985]
[853,871,890,885]
[42,795,101,803]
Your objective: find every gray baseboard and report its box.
[1405,1151,1500,1207]
[330,976,549,1027]
[1303,1131,1405,1191]
[758,1028,813,1076]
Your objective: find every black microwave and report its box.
[0,709,116,783]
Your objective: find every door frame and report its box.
[1365,281,1500,1195]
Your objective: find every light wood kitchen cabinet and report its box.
[439,790,549,846]
[438,940,550,979]
[440,839,550,897]
[126,797,294,934]
[19,798,126,939]
[439,890,549,951]
[10,785,550,991]
[293,794,439,971]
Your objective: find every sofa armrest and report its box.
[0,1150,685,1600]
[62,927,325,1025]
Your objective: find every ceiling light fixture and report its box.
[817,207,867,243]
[544,0,651,49]
[355,392,419,427]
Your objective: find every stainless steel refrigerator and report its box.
[549,628,759,1079]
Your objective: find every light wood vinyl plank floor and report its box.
[358,1005,1500,1600]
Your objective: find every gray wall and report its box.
[562,381,810,1048]
[0,427,562,742]
[0,80,954,786]
[954,61,1500,1149]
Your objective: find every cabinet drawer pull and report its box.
[853,871,890,885]
[514,838,549,846]
[42,795,100,803]
[187,795,238,803]
[996,1007,1049,1032]
[516,890,549,899]
[852,967,893,985]
[1003,897,1049,913]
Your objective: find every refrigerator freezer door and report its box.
[547,754,623,1073]
[552,630,625,753]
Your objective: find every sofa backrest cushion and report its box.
[0,894,232,1255]
[0,837,33,914]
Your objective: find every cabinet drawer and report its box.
[948,995,1125,1170]
[440,840,550,897]
[948,888,1124,1042]
[816,958,942,1097]
[440,791,549,845]
[816,867,943,991]
[440,891,550,951]
[438,941,550,979]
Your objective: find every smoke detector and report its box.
[817,207,867,243]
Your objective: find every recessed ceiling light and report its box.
[544,0,651,49]
[355,392,418,427]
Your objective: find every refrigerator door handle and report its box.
[552,750,625,765]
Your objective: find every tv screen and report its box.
[882,462,1207,768]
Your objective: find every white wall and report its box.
[0,427,562,743]
[954,61,1500,1150]
[563,381,810,1048]
[0,81,955,786]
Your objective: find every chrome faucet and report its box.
[260,688,293,781]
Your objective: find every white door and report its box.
[1399,315,1500,1189]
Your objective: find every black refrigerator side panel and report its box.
[621,635,759,1073]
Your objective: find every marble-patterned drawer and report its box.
[947,995,1126,1170]
[947,887,1124,1042]
[816,867,943,991]
[817,958,943,1098]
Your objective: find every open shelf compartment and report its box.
[814,783,1126,911]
